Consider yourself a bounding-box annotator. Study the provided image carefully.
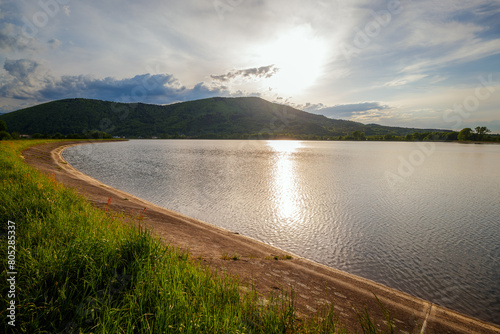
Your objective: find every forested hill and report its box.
[0,97,444,138]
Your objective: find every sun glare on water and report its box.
[253,26,329,95]
[267,141,304,223]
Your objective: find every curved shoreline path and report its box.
[23,140,500,334]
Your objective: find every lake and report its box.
[63,140,500,324]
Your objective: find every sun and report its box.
[252,25,329,95]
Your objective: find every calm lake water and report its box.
[63,140,500,324]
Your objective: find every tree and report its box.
[352,130,366,141]
[423,133,436,141]
[0,131,12,140]
[0,119,7,132]
[458,128,473,141]
[474,126,491,141]
[446,132,458,141]
[52,132,64,139]
[412,132,428,141]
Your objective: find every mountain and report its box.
[0,97,445,138]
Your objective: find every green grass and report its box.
[0,140,395,333]
[221,253,240,261]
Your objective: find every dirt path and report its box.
[22,140,500,333]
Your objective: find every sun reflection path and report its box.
[267,141,303,225]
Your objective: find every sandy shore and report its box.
[22,140,500,334]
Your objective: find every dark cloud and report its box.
[179,82,231,101]
[0,62,231,106]
[4,58,40,85]
[211,65,279,82]
[37,73,231,104]
[304,102,390,119]
[39,74,179,101]
[1,58,43,99]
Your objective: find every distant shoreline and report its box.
[454,140,500,145]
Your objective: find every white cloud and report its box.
[384,74,427,87]
[0,23,35,52]
[304,102,391,119]
[63,5,71,16]
[401,38,500,74]
[404,21,483,47]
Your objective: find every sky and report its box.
[1,0,499,132]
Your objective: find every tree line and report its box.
[1,119,498,142]
[0,120,112,141]
[341,127,498,142]
[457,126,495,141]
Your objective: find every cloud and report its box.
[400,38,500,75]
[0,104,21,113]
[39,73,179,101]
[404,21,484,48]
[211,65,279,82]
[4,58,41,85]
[47,38,62,49]
[63,5,71,16]
[383,1,500,75]
[384,74,427,87]
[0,58,45,99]
[0,60,232,106]
[37,73,236,105]
[0,23,34,52]
[304,102,391,119]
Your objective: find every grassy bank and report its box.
[0,140,393,333]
